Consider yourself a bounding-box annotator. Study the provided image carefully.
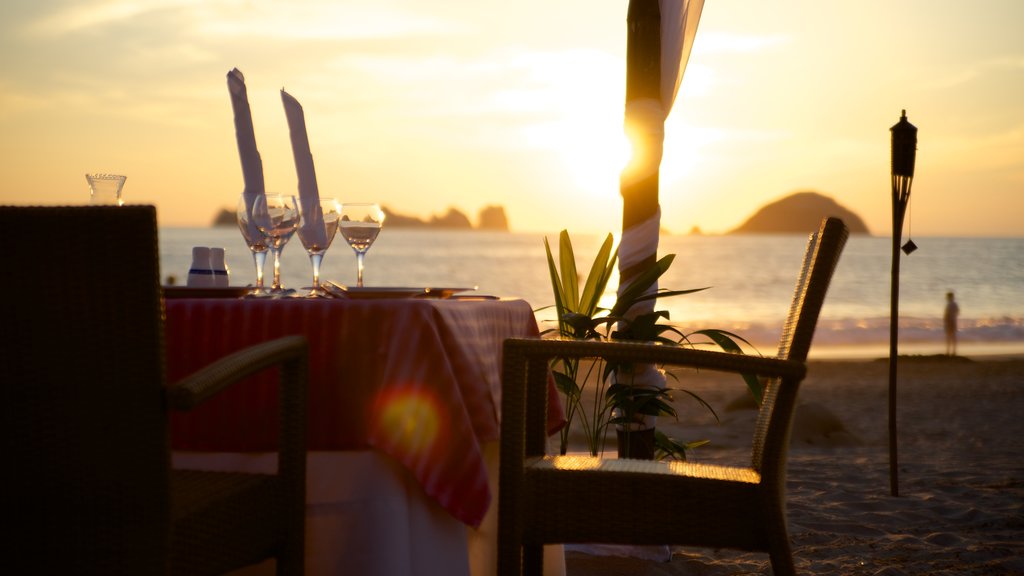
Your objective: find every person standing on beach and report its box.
[944,291,960,356]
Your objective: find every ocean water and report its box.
[160,227,1024,359]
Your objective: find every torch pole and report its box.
[888,110,917,497]
[888,182,905,497]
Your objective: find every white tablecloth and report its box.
[174,446,565,576]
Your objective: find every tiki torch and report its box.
[888,109,917,497]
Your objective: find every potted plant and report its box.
[541,230,761,459]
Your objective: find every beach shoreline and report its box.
[562,356,1024,575]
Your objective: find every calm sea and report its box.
[160,228,1024,359]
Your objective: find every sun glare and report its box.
[561,122,632,199]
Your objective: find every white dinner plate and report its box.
[163,286,251,299]
[324,283,477,299]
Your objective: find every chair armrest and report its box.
[167,334,308,488]
[167,335,308,411]
[631,345,804,381]
[506,338,805,381]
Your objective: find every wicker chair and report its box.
[498,217,848,576]
[1,205,308,575]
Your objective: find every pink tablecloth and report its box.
[165,297,561,528]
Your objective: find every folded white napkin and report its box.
[227,68,265,238]
[281,89,327,246]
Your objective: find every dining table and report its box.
[164,294,565,576]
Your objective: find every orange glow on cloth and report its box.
[370,385,450,461]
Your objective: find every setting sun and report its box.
[561,120,632,201]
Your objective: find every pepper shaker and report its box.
[187,246,214,287]
[210,247,230,287]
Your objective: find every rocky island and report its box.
[380,205,509,231]
[728,191,870,235]
[212,204,510,231]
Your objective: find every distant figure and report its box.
[944,291,959,356]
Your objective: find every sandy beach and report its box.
[561,355,1024,575]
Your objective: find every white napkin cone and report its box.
[281,89,328,246]
[227,68,265,240]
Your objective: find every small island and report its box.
[728,191,870,235]
[212,204,510,231]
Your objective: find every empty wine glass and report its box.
[236,193,270,294]
[339,203,384,288]
[297,197,341,297]
[252,193,300,293]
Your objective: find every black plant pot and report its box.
[616,427,656,460]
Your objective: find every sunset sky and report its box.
[1,0,1021,236]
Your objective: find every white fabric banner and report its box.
[660,0,705,115]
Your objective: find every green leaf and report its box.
[558,230,579,313]
[616,310,671,341]
[690,328,755,353]
[631,286,710,304]
[543,236,567,332]
[690,328,763,404]
[579,234,617,317]
[552,370,581,397]
[677,388,720,423]
[558,314,588,338]
[609,254,675,317]
[654,431,710,461]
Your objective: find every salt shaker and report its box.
[187,246,214,287]
[210,247,230,287]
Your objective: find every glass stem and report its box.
[310,253,323,291]
[253,250,267,289]
[272,247,283,290]
[356,251,366,287]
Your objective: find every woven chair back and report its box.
[750,217,848,473]
[2,205,171,573]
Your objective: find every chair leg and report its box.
[522,543,543,576]
[276,549,304,576]
[276,509,305,575]
[768,544,796,576]
[498,537,522,576]
[764,507,796,576]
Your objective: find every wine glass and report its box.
[236,193,271,294]
[297,197,342,297]
[252,193,300,293]
[339,203,385,288]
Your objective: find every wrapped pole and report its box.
[617,0,703,459]
[622,0,663,276]
[617,0,663,460]
[888,110,917,496]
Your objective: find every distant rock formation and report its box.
[212,208,235,227]
[382,205,509,231]
[213,204,511,231]
[382,206,472,229]
[380,207,429,228]
[729,191,870,235]
[429,208,473,229]
[477,205,509,231]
